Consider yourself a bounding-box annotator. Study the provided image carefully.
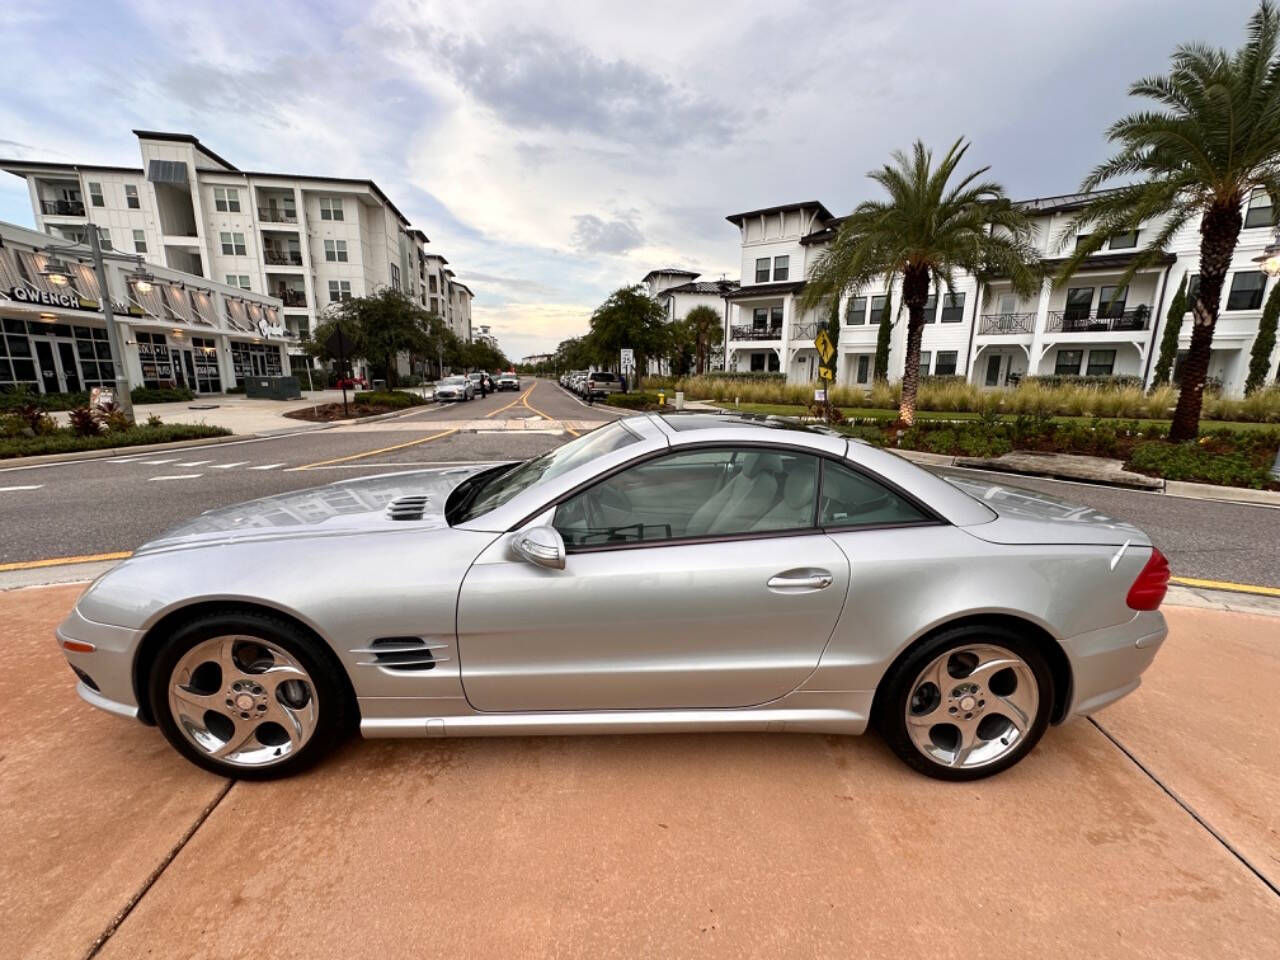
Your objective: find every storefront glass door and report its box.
[31,337,83,394]
[56,341,82,393]
[33,340,59,393]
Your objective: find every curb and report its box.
[0,433,252,468]
[950,455,1164,491]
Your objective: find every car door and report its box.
[456,446,850,712]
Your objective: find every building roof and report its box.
[800,216,846,245]
[725,201,834,227]
[132,129,240,171]
[1014,187,1124,214]
[1039,250,1177,271]
[723,280,806,300]
[0,158,144,176]
[642,267,700,283]
[453,282,474,296]
[408,228,430,243]
[660,279,741,296]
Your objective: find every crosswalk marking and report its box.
[0,484,43,491]
[147,474,203,481]
[211,461,250,469]
[248,463,284,470]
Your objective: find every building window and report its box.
[855,354,870,384]
[286,315,311,341]
[939,292,965,323]
[0,318,38,389]
[1245,189,1274,229]
[934,351,958,376]
[324,239,348,262]
[428,275,438,293]
[868,294,887,325]
[190,336,222,393]
[773,255,789,282]
[99,229,112,250]
[429,296,438,312]
[1064,287,1094,322]
[846,296,867,325]
[220,232,247,256]
[1054,349,1083,376]
[1108,230,1138,250]
[1185,274,1200,309]
[1099,284,1129,317]
[770,305,784,329]
[214,187,241,213]
[1226,271,1266,310]
[226,274,251,290]
[319,197,344,221]
[135,331,173,389]
[125,184,140,209]
[1074,234,1091,250]
[922,291,938,323]
[1086,349,1116,376]
[88,182,104,207]
[390,263,400,291]
[917,351,932,378]
[328,280,352,302]
[133,229,147,254]
[755,258,770,283]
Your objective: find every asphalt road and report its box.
[1,378,1277,588]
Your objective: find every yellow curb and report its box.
[1170,576,1280,598]
[0,551,133,573]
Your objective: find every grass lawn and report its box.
[706,401,1278,433]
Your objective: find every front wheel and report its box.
[876,625,1053,781]
[148,610,350,780]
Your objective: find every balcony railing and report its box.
[41,199,85,217]
[1046,307,1151,333]
[264,249,304,266]
[790,322,821,341]
[259,207,298,224]
[729,324,782,341]
[278,289,308,307]
[978,312,1036,335]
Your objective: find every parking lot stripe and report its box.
[210,461,250,469]
[147,474,203,481]
[293,428,459,470]
[1169,576,1280,598]
[0,484,43,491]
[0,550,132,572]
[175,460,213,467]
[248,463,284,470]
[137,458,178,465]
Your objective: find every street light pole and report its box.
[85,225,135,423]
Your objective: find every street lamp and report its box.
[130,264,155,294]
[40,256,75,286]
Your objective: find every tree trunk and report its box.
[1169,201,1242,441]
[898,266,930,426]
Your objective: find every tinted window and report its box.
[554,448,819,547]
[590,372,618,381]
[819,460,930,528]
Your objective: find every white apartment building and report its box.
[641,268,739,373]
[1,130,475,375]
[0,220,288,396]
[421,253,473,343]
[472,323,499,351]
[723,193,1280,396]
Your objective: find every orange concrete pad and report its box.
[1098,604,1280,890]
[0,584,227,960]
[100,731,1279,958]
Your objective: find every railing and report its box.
[978,312,1036,335]
[790,322,823,340]
[258,207,298,224]
[1046,308,1151,333]
[279,289,308,307]
[730,324,782,341]
[41,199,85,216]
[264,249,303,266]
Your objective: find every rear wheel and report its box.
[876,625,1052,781]
[148,610,349,780]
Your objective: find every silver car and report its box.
[56,414,1169,781]
[433,376,474,402]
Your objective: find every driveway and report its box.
[3,586,1277,959]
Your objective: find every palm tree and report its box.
[683,305,723,374]
[802,138,1041,424]
[1056,1,1280,440]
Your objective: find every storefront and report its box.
[0,221,289,396]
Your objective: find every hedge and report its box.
[0,423,231,460]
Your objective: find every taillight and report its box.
[1126,547,1170,610]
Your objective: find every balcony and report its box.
[264,249,303,266]
[978,312,1036,335]
[278,289,308,308]
[41,199,86,217]
[730,324,782,341]
[790,321,821,341]
[258,207,299,224]
[1046,307,1151,334]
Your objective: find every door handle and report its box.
[767,572,833,590]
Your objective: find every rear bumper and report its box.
[1060,610,1167,720]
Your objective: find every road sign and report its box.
[815,329,835,364]
[325,327,356,359]
[818,364,835,381]
[620,348,634,370]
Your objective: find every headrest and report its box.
[743,453,784,478]
[783,468,817,507]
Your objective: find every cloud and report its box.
[570,214,645,255]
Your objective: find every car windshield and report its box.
[591,372,617,381]
[446,421,641,525]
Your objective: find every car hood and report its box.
[940,471,1150,547]
[134,465,493,554]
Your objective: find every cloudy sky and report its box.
[0,0,1260,359]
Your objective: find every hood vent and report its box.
[353,637,445,671]
[385,495,431,521]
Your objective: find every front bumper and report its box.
[1060,610,1167,719]
[56,606,144,720]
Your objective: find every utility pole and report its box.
[86,225,135,423]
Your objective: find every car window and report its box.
[819,459,930,527]
[554,447,820,547]
[447,422,640,524]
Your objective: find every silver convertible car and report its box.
[56,414,1169,781]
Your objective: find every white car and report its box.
[434,376,474,402]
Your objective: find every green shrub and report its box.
[1021,375,1144,390]
[0,422,231,460]
[0,389,89,412]
[130,386,195,404]
[1127,440,1279,489]
[603,392,662,411]
[68,406,100,437]
[354,390,427,409]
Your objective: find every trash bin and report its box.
[372,379,387,391]
[243,376,302,400]
[675,391,685,411]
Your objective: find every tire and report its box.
[875,624,1053,781]
[148,609,351,780]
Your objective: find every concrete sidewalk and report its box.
[2,587,1278,959]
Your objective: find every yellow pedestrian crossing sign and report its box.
[815,329,835,364]
[818,364,835,381]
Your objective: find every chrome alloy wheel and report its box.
[904,643,1039,770]
[168,635,320,768]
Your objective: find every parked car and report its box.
[496,373,520,391]
[433,376,474,402]
[467,372,495,394]
[585,371,622,398]
[333,376,367,390]
[564,370,588,393]
[56,414,1169,781]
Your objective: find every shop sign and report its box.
[257,317,286,338]
[7,285,132,315]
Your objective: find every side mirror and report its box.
[511,525,566,570]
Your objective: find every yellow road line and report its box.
[485,386,534,419]
[1170,576,1280,598]
[0,551,132,573]
[294,429,459,470]
[521,382,580,436]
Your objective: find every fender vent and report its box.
[385,495,430,521]
[353,637,446,671]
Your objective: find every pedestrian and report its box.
[479,373,488,398]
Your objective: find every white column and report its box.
[780,296,793,381]
[1028,277,1053,376]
